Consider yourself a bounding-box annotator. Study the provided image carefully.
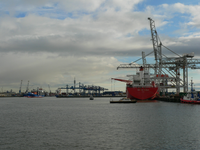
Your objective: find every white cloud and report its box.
[171,3,200,28]
[143,3,200,55]
[0,9,152,56]
[105,0,142,11]
[153,3,200,28]
[58,0,105,12]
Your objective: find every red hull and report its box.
[127,87,158,100]
[180,98,200,104]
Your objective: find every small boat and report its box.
[110,97,137,103]
[180,79,200,104]
[90,95,94,100]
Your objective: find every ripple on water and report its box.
[1,98,200,149]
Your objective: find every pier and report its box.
[156,95,181,103]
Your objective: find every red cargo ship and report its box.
[112,66,158,100]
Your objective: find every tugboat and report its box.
[180,79,200,104]
[112,66,158,100]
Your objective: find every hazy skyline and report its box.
[0,0,200,93]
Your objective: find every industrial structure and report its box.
[25,80,29,93]
[116,17,200,95]
[19,80,23,94]
[57,79,108,96]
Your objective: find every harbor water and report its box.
[1,97,200,150]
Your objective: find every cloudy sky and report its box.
[0,0,200,93]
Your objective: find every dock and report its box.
[156,95,181,103]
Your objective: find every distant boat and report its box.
[24,92,44,98]
[180,79,200,104]
[90,95,94,100]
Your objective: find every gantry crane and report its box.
[57,78,108,96]
[19,80,23,94]
[48,84,51,94]
[25,81,29,93]
[117,17,200,94]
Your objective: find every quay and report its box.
[156,95,182,103]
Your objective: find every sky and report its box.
[0,0,200,93]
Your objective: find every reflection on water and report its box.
[0,97,200,149]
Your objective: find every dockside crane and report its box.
[48,84,51,94]
[117,17,200,94]
[25,81,29,93]
[19,80,23,94]
[58,81,108,96]
[148,18,162,78]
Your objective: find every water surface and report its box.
[0,97,200,149]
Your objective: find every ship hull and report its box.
[127,87,158,100]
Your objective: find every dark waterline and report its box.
[1,97,200,150]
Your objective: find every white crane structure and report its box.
[25,81,29,93]
[48,84,51,94]
[19,80,23,94]
[117,18,200,94]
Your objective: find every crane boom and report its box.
[148,18,162,76]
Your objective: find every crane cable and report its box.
[131,51,154,64]
[162,44,181,57]
[157,34,181,57]
[130,31,181,64]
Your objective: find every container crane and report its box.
[48,84,51,94]
[148,17,162,78]
[117,17,200,94]
[19,80,23,94]
[25,81,29,93]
